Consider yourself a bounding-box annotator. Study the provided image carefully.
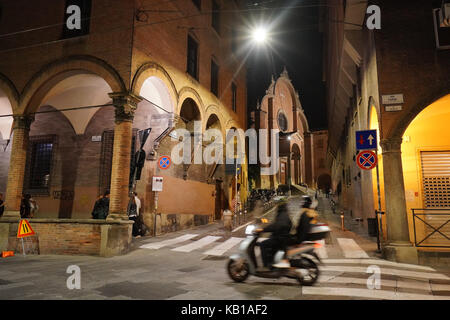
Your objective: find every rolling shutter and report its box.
[420,151,450,208]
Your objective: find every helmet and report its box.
[301,195,313,208]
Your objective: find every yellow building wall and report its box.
[401,94,450,243]
[370,106,387,239]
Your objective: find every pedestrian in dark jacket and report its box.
[20,194,32,218]
[92,190,110,219]
[256,203,292,270]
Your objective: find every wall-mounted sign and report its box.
[385,105,403,112]
[91,136,102,142]
[382,94,404,105]
[152,176,163,192]
[355,130,377,150]
[356,150,378,170]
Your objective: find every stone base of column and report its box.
[106,213,129,221]
[382,242,418,264]
[2,211,21,219]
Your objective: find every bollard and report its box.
[340,213,345,231]
[223,211,233,231]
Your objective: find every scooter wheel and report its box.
[227,259,250,283]
[295,257,320,286]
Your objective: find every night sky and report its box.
[243,0,326,131]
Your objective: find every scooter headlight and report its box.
[245,225,256,235]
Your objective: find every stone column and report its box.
[3,115,34,218]
[107,92,142,221]
[380,137,418,264]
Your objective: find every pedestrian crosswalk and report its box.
[172,236,221,253]
[139,234,374,259]
[139,232,450,299]
[336,238,369,258]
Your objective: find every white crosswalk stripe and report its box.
[204,237,244,256]
[172,236,222,253]
[139,234,197,249]
[302,286,440,300]
[337,238,370,258]
[320,265,449,280]
[322,259,435,271]
[316,240,328,259]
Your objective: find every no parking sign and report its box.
[356,150,377,170]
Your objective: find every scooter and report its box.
[227,223,330,286]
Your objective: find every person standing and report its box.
[91,190,110,219]
[20,194,32,218]
[128,193,139,236]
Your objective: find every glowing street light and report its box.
[252,27,269,44]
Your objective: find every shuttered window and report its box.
[420,151,450,208]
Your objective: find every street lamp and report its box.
[251,27,268,44]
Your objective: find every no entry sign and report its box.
[356,150,377,170]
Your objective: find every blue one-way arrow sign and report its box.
[356,130,377,150]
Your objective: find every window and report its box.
[277,112,288,132]
[211,59,219,96]
[231,82,237,112]
[192,0,201,10]
[187,35,199,80]
[356,66,362,98]
[62,0,92,39]
[25,135,56,194]
[212,0,220,34]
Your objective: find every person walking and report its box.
[91,190,110,219]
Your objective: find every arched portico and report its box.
[379,90,450,263]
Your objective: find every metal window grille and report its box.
[24,135,57,195]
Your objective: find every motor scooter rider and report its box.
[254,203,292,271]
[292,195,319,244]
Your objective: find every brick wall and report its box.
[1,218,132,256]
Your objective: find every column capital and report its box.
[380,137,403,154]
[108,92,143,123]
[13,115,34,130]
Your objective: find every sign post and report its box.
[152,176,163,236]
[17,219,35,256]
[356,129,383,252]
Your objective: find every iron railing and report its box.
[412,209,450,248]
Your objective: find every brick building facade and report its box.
[323,0,450,264]
[0,0,248,255]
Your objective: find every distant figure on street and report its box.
[128,192,142,236]
[29,196,39,217]
[91,190,110,219]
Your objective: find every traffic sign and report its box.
[17,219,35,238]
[356,130,377,150]
[356,151,378,170]
[158,156,171,170]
